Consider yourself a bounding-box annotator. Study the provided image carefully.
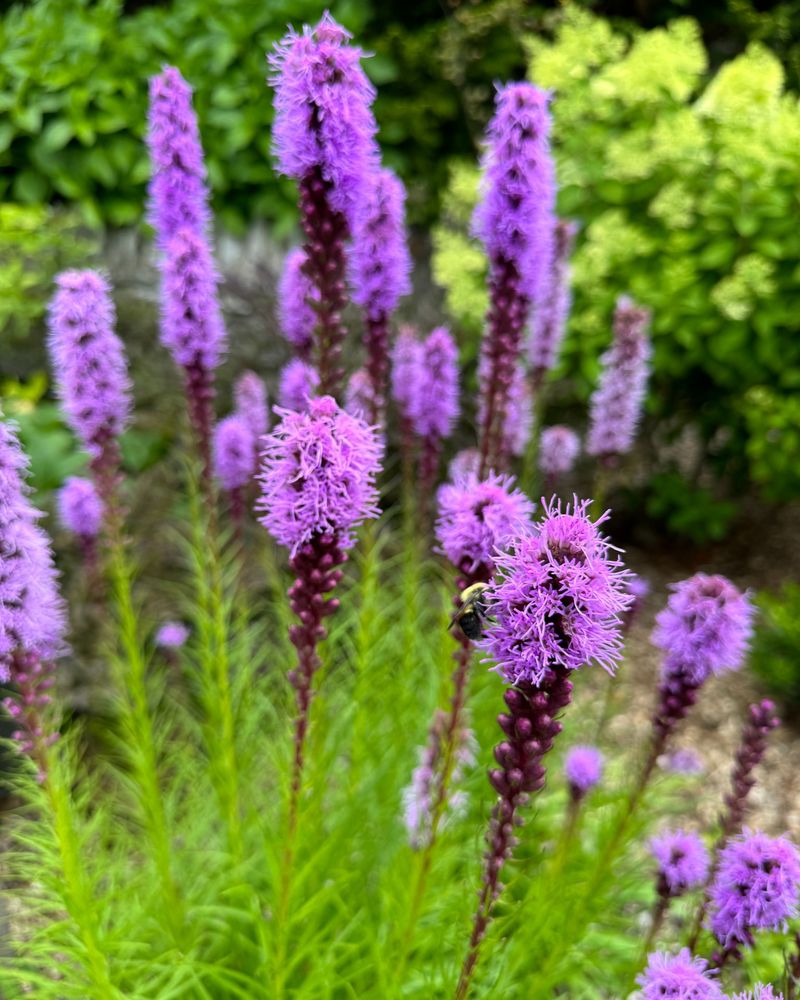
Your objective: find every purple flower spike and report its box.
[257,395,381,555]
[213,415,256,492]
[449,449,481,482]
[587,295,652,461]
[345,368,376,420]
[478,359,533,459]
[733,987,783,1000]
[269,13,379,226]
[709,830,800,950]
[539,426,580,479]
[528,219,578,383]
[391,326,423,421]
[350,167,411,318]
[147,66,211,248]
[435,472,534,578]
[409,326,459,441]
[637,950,723,1000]
[47,270,132,461]
[278,247,319,358]
[57,477,103,541]
[278,358,320,412]
[564,745,604,799]
[234,371,269,439]
[479,497,631,686]
[156,621,189,649]
[651,829,710,897]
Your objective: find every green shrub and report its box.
[752,583,800,717]
[432,7,800,513]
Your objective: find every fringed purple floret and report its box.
[234,371,269,439]
[256,395,381,555]
[278,247,319,357]
[564,745,604,799]
[539,425,580,479]
[278,358,320,412]
[57,477,103,541]
[709,831,800,950]
[47,270,132,458]
[651,829,710,897]
[146,66,211,248]
[156,622,189,649]
[435,472,534,577]
[528,219,578,381]
[637,950,723,1000]
[479,497,631,686]
[213,415,256,492]
[733,987,783,1000]
[587,295,652,460]
[268,13,379,226]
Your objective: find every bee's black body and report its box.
[449,582,491,641]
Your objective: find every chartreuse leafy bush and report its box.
[433,6,800,522]
[752,583,800,717]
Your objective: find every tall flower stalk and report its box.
[528,219,578,390]
[269,13,379,398]
[474,83,555,476]
[454,498,630,999]
[410,326,460,506]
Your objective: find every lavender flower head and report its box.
[345,368,375,419]
[627,572,651,605]
[473,83,556,302]
[435,472,534,575]
[156,621,190,650]
[408,326,459,440]
[57,477,103,540]
[637,950,724,1000]
[564,745,604,796]
[652,574,754,686]
[278,247,319,355]
[0,420,66,679]
[709,830,800,948]
[529,219,578,376]
[587,295,652,459]
[257,395,381,554]
[539,426,580,478]
[478,357,532,458]
[234,371,269,439]
[213,415,256,491]
[147,66,210,247]
[160,228,226,371]
[278,358,320,412]
[47,270,132,456]
[269,13,379,223]
[391,326,423,419]
[651,829,710,897]
[733,987,783,1000]
[449,449,481,482]
[350,167,411,319]
[479,497,631,686]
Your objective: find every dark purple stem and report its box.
[455,669,573,1000]
[364,311,390,427]
[418,434,442,526]
[183,358,215,487]
[479,255,528,478]
[4,652,56,781]
[299,168,349,399]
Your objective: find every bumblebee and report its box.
[449,582,491,641]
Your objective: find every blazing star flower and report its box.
[477,358,533,458]
[651,829,710,897]
[564,745,604,796]
[278,358,320,412]
[528,219,578,378]
[47,270,132,457]
[709,830,800,948]
[664,748,705,775]
[350,166,411,319]
[257,395,381,554]
[473,83,555,303]
[278,247,319,355]
[391,326,423,420]
[652,574,754,686]
[146,66,210,247]
[539,426,580,479]
[345,368,375,420]
[156,621,190,649]
[479,497,631,686]
[268,12,379,224]
[160,227,226,371]
[213,415,256,492]
[408,326,459,441]
[57,477,103,540]
[234,371,269,439]
[449,449,481,482]
[733,987,783,1000]
[587,296,652,459]
[637,950,724,1000]
[0,420,66,680]
[435,473,534,575]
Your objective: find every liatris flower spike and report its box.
[269,13,379,396]
[651,829,709,898]
[213,415,256,528]
[278,247,318,360]
[733,988,783,1000]
[587,295,652,463]
[564,745,604,802]
[278,358,320,412]
[234,370,269,440]
[57,477,103,545]
[474,83,555,474]
[529,219,578,386]
[539,426,580,485]
[477,359,533,461]
[409,326,459,499]
[637,950,724,1000]
[449,449,481,482]
[721,699,780,838]
[708,830,800,958]
[345,368,376,421]
[455,498,629,999]
[47,270,132,506]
